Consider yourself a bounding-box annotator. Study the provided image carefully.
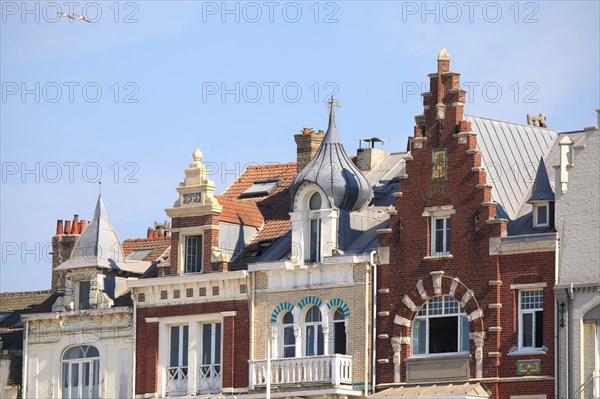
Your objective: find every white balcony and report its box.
[249,355,352,389]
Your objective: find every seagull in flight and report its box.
[57,12,91,22]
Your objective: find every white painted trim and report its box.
[511,283,547,290]
[510,395,547,399]
[145,317,160,323]
[221,311,237,317]
[127,270,247,288]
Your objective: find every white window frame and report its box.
[330,307,347,355]
[411,295,469,357]
[518,289,544,350]
[184,235,203,274]
[75,280,91,311]
[198,322,222,395]
[533,203,549,227]
[303,306,324,357]
[431,216,451,256]
[167,324,189,396]
[279,311,297,358]
[61,345,100,399]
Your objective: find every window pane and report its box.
[170,326,180,367]
[334,308,345,320]
[317,325,324,355]
[306,326,315,356]
[202,324,212,365]
[284,326,295,346]
[283,312,293,324]
[522,313,533,347]
[537,205,548,224]
[434,219,444,253]
[79,281,91,310]
[444,296,459,315]
[535,311,543,347]
[521,290,544,310]
[310,219,320,262]
[71,363,79,399]
[429,316,458,353]
[429,296,442,315]
[445,218,451,252]
[63,363,70,388]
[185,236,202,273]
[412,319,426,355]
[284,346,295,358]
[461,316,470,352]
[309,192,322,210]
[214,323,221,364]
[334,321,346,355]
[182,326,189,367]
[82,363,90,399]
[85,346,99,358]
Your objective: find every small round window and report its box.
[309,192,322,210]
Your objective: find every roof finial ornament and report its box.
[98,181,102,195]
[193,148,203,162]
[438,48,450,61]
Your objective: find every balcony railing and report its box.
[198,364,222,395]
[249,355,352,389]
[166,366,188,396]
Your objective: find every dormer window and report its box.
[240,179,281,198]
[533,203,549,227]
[308,192,322,262]
[78,280,91,310]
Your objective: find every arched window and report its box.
[282,312,296,358]
[412,296,469,355]
[62,345,100,399]
[304,306,324,356]
[332,308,347,355]
[308,192,322,262]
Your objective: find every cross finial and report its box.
[98,181,102,194]
[328,96,341,111]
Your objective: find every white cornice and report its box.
[127,270,247,288]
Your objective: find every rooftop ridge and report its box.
[465,113,559,132]
[0,290,53,296]
[246,162,296,170]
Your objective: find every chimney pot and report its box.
[72,215,80,234]
[153,230,159,239]
[56,220,64,235]
[147,228,153,239]
[79,220,87,232]
[64,220,72,235]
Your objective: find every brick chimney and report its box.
[294,127,324,172]
[51,215,86,292]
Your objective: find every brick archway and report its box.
[390,271,486,382]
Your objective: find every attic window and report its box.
[533,203,549,227]
[127,248,155,261]
[240,179,282,198]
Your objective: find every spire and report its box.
[528,157,555,202]
[323,97,342,144]
[290,99,373,212]
[55,194,125,270]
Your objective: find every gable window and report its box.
[519,289,544,349]
[62,345,99,399]
[78,281,91,310]
[198,322,222,394]
[332,308,347,355]
[281,312,296,358]
[304,306,324,356]
[167,325,189,396]
[308,192,322,263]
[185,236,203,273]
[412,296,469,355]
[431,216,451,256]
[533,203,549,227]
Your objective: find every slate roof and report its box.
[291,102,373,212]
[528,157,554,202]
[466,115,558,220]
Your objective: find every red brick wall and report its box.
[165,214,225,275]
[135,300,250,395]
[375,55,555,398]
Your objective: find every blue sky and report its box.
[1,1,599,291]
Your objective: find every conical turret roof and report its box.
[528,157,555,202]
[291,99,372,212]
[55,194,125,270]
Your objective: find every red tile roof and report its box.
[215,196,264,227]
[122,237,171,262]
[222,162,297,201]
